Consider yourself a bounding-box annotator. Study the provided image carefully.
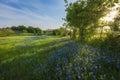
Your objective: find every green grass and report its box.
[0,36,119,80]
[0,36,69,79]
[0,36,66,61]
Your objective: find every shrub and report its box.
[101,33,120,53]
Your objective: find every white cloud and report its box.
[0,1,63,30]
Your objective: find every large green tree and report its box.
[65,0,118,42]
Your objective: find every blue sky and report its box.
[0,0,75,30]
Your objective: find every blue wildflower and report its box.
[116,61,120,70]
[92,74,96,79]
[111,76,115,80]
[66,70,71,80]
[103,74,107,78]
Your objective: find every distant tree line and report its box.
[0,25,72,37]
[0,25,42,36]
[0,27,15,37]
[44,27,71,37]
[11,25,42,35]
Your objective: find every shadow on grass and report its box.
[0,36,68,61]
[0,37,70,80]
[1,37,119,80]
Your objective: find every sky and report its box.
[0,0,76,30]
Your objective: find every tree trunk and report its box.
[72,28,77,39]
[99,26,103,50]
[79,27,84,43]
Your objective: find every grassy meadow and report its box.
[0,36,120,80]
[0,0,120,79]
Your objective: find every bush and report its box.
[0,29,15,37]
[101,33,120,53]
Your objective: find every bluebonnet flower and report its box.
[84,67,87,71]
[81,73,84,77]
[85,57,89,61]
[32,67,34,73]
[98,64,102,69]
[66,70,71,80]
[75,68,80,75]
[103,74,107,78]
[94,66,98,69]
[116,61,120,70]
[77,76,81,80]
[57,58,61,62]
[92,74,96,79]
[48,77,52,80]
[111,76,115,80]
[74,59,78,63]
[56,64,61,73]
[107,60,111,64]
[92,60,95,63]
[38,64,43,69]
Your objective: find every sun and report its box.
[101,3,120,22]
[102,10,118,22]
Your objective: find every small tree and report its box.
[22,30,28,33]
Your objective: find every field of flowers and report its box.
[0,36,120,80]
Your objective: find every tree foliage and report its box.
[0,25,42,36]
[65,0,120,53]
[0,28,15,37]
[65,0,118,42]
[11,25,42,35]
